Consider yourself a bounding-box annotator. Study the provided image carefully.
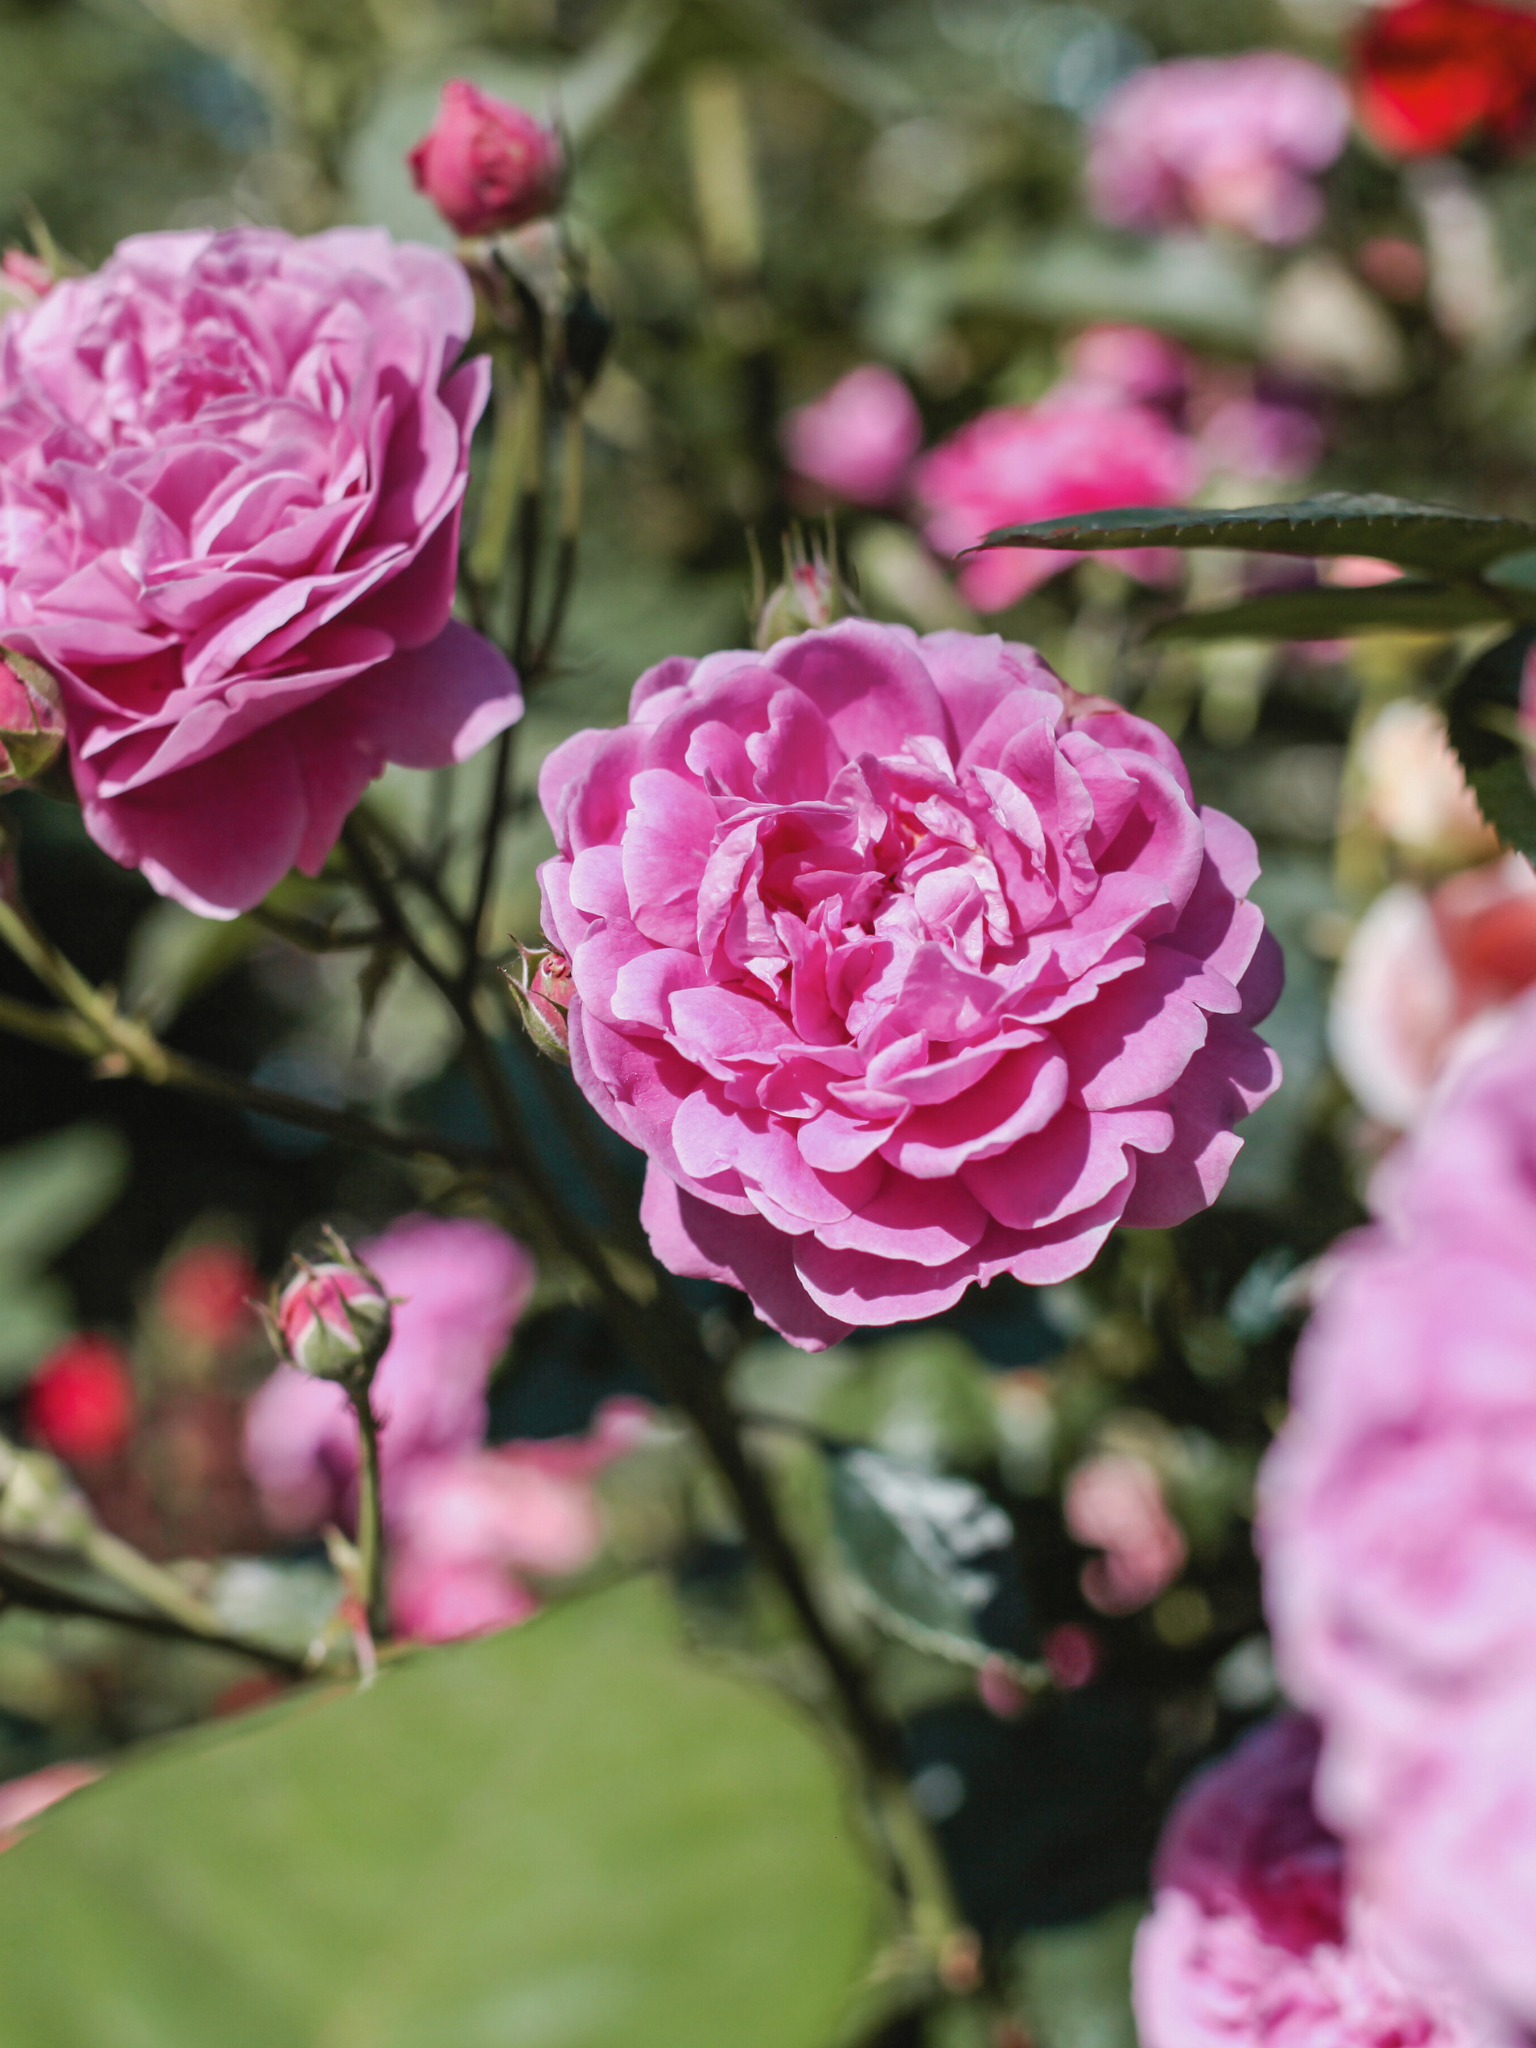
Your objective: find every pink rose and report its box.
[1329,856,1536,1129]
[1065,1450,1187,1614]
[537,622,1281,1350]
[0,227,522,916]
[1136,1715,1490,2048]
[1087,54,1351,246]
[780,365,923,507]
[914,402,1200,612]
[408,80,564,239]
[243,1214,535,1531]
[1056,325,1192,412]
[0,249,52,316]
[388,1400,647,1643]
[1261,994,1536,2032]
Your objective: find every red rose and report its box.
[1354,0,1536,156]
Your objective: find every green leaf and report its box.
[0,1578,880,2048]
[1148,580,1514,644]
[829,1449,1036,1681]
[1447,629,1536,862]
[974,493,1536,577]
[0,1123,126,1277]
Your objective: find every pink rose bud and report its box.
[0,249,53,314]
[754,532,860,649]
[408,80,565,238]
[0,648,65,793]
[271,1236,392,1388]
[506,945,573,1063]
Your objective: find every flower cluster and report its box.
[0,227,521,916]
[538,621,1281,1348]
[1261,995,1536,2033]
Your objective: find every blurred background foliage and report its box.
[1,0,1529,2040]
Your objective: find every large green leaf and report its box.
[1149,580,1515,643]
[1447,630,1536,862]
[975,493,1536,577]
[0,1578,880,2048]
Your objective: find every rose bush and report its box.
[537,622,1281,1349]
[0,227,522,915]
[1262,995,1536,2033]
[1135,1715,1486,2048]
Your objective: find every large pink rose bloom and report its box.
[1136,1715,1490,2048]
[244,1213,535,1531]
[914,402,1200,613]
[0,228,522,916]
[1087,54,1351,246]
[1262,994,1536,2033]
[537,623,1281,1350]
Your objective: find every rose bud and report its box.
[0,249,53,316]
[0,648,65,794]
[24,1334,134,1466]
[505,945,572,1063]
[270,1236,392,1389]
[408,81,565,239]
[754,532,860,651]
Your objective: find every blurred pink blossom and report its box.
[0,1762,101,1852]
[1135,1715,1490,2048]
[1087,54,1351,246]
[1262,992,1536,2032]
[244,1214,535,1531]
[914,403,1200,611]
[1196,397,1324,483]
[1065,1451,1186,1614]
[780,365,922,506]
[1329,856,1536,1129]
[1056,325,1191,412]
[1352,698,1494,865]
[389,1399,651,1642]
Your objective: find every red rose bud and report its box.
[408,80,565,239]
[271,1236,392,1388]
[0,648,64,793]
[506,945,572,1062]
[24,1335,134,1466]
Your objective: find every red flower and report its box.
[1354,0,1536,156]
[155,1244,259,1349]
[25,1335,134,1464]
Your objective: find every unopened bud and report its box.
[505,944,572,1062]
[269,1232,392,1389]
[0,649,65,793]
[408,80,565,239]
[0,1433,95,1551]
[753,530,860,651]
[0,249,53,316]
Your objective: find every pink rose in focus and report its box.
[389,1399,649,1643]
[1087,54,1351,246]
[0,1762,102,1853]
[1065,1451,1187,1614]
[537,622,1281,1350]
[1262,993,1536,2033]
[1135,1715,1489,2048]
[408,80,564,239]
[244,1214,535,1531]
[1329,856,1536,1129]
[0,228,522,916]
[781,366,923,507]
[915,403,1199,612]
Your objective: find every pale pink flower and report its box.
[1329,857,1536,1129]
[1136,1715,1492,2048]
[0,1762,101,1852]
[537,622,1281,1350]
[0,228,522,916]
[1065,1451,1186,1614]
[1087,54,1351,246]
[780,365,922,507]
[914,402,1200,611]
[1056,326,1192,412]
[408,80,564,238]
[1262,993,1536,2033]
[0,250,52,316]
[1351,699,1494,865]
[244,1214,535,1531]
[389,1399,651,1643]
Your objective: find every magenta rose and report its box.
[537,623,1281,1350]
[1261,992,1536,2034]
[1087,53,1351,245]
[0,227,522,916]
[914,401,1200,612]
[1136,1715,1490,2048]
[244,1214,536,1533]
[408,80,565,238]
